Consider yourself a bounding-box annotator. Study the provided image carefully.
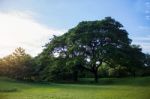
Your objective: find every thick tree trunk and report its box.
[81,64,100,83]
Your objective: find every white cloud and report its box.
[0,11,65,57]
[145,2,150,8]
[138,26,150,34]
[145,10,150,14]
[138,26,150,30]
[145,1,150,20]
[145,15,150,20]
[132,26,150,53]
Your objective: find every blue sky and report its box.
[0,0,150,57]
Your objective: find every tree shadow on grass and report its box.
[0,88,18,93]
[56,77,150,87]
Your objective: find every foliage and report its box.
[145,54,150,67]
[36,17,145,82]
[0,47,34,80]
[142,54,150,76]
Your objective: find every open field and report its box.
[0,77,150,99]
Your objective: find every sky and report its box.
[0,0,150,57]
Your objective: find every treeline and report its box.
[0,47,34,80]
[0,17,150,82]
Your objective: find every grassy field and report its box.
[0,77,150,99]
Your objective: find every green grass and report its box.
[0,77,150,99]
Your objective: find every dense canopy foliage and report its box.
[34,17,146,82]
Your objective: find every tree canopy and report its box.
[36,17,145,82]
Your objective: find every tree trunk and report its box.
[73,71,78,82]
[131,69,136,78]
[133,71,136,78]
[94,70,98,83]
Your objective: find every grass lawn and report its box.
[0,77,150,99]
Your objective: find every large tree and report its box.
[64,17,132,82]
[39,17,144,82]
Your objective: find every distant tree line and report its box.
[0,17,150,82]
[0,47,34,80]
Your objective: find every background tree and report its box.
[142,54,150,76]
[145,54,150,67]
[0,47,34,80]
